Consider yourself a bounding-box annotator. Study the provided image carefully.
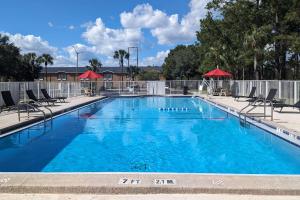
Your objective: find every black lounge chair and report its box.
[41,89,67,103]
[274,100,300,112]
[233,87,256,101]
[248,88,277,105]
[26,90,56,105]
[0,91,35,113]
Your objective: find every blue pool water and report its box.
[0,97,300,173]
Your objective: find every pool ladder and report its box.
[238,98,274,127]
[17,100,53,126]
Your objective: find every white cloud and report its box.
[82,18,142,56]
[64,43,98,63]
[80,21,93,28]
[4,32,57,55]
[142,50,169,66]
[2,32,77,67]
[121,0,210,45]
[53,55,74,67]
[48,22,54,27]
[103,56,119,66]
[120,4,169,29]
[69,25,75,30]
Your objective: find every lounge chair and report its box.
[83,88,92,96]
[212,88,222,96]
[26,90,56,105]
[0,91,36,113]
[41,89,67,103]
[219,88,231,96]
[233,87,256,101]
[273,100,300,112]
[247,88,277,105]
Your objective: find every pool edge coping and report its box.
[0,173,300,195]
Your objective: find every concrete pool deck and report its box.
[197,94,300,136]
[2,193,300,200]
[0,95,105,135]
[0,173,300,195]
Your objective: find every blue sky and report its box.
[0,0,209,67]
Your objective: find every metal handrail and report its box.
[238,98,261,125]
[29,100,53,121]
[17,100,53,124]
[238,97,274,125]
[200,79,212,95]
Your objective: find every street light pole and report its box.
[128,46,139,80]
[72,46,80,81]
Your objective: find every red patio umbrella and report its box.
[203,68,232,78]
[78,70,103,96]
[78,70,103,79]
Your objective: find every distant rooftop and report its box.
[41,66,162,74]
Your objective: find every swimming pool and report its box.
[0,96,300,173]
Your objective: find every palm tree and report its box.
[113,49,129,83]
[37,54,53,81]
[87,58,102,72]
[23,53,41,80]
[24,53,37,66]
[204,46,228,69]
[244,27,266,80]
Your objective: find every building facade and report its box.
[39,66,162,82]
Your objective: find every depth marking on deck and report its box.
[118,178,141,185]
[154,179,176,185]
[211,179,224,186]
[0,177,10,184]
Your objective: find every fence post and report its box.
[265,81,269,96]
[18,82,20,103]
[259,81,262,96]
[37,81,40,99]
[60,82,62,97]
[67,82,70,98]
[294,81,297,104]
[278,80,281,99]
[48,82,51,96]
[242,80,245,96]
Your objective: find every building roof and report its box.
[42,66,162,74]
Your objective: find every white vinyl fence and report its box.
[0,80,299,106]
[225,80,300,104]
[0,81,81,106]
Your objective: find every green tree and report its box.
[127,65,140,81]
[0,34,42,81]
[87,58,102,72]
[197,0,300,80]
[37,54,53,81]
[162,45,200,80]
[138,69,160,81]
[243,26,270,79]
[0,34,20,81]
[21,53,42,81]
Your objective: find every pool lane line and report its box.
[77,116,228,120]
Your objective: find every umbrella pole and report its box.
[90,80,92,96]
